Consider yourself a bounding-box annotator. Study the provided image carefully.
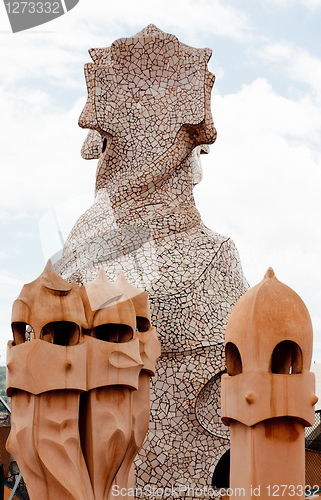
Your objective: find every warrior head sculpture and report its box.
[78,24,217,198]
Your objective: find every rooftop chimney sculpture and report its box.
[55,25,249,489]
[221,268,317,499]
[7,263,160,500]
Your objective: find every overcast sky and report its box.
[0,0,321,365]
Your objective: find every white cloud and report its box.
[194,77,321,356]
[0,210,37,220]
[15,232,37,239]
[67,0,254,44]
[304,0,321,5]
[260,0,321,8]
[0,274,24,286]
[0,41,83,89]
[0,0,253,91]
[0,88,93,212]
[258,42,321,102]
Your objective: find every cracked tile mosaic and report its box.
[54,24,249,498]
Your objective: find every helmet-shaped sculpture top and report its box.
[225,267,313,375]
[11,260,88,345]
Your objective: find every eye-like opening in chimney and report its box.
[40,321,80,346]
[225,342,242,376]
[136,317,150,332]
[92,323,133,343]
[271,340,303,374]
[12,322,34,345]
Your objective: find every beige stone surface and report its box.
[230,419,306,500]
[222,370,315,427]
[7,264,160,500]
[11,261,88,345]
[310,363,321,410]
[222,268,317,499]
[7,339,87,396]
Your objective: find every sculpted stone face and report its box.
[81,128,209,186]
[54,26,249,491]
[78,24,216,195]
[7,264,160,500]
